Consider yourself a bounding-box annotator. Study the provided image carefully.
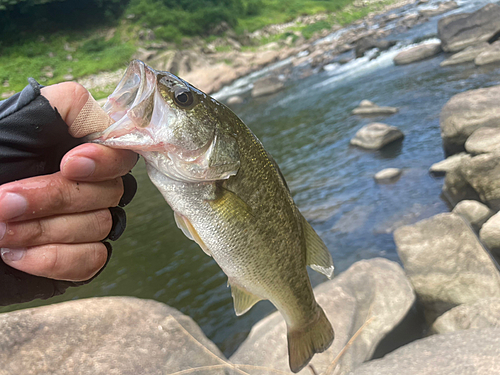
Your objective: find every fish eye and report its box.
[174,88,194,107]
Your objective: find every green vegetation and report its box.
[0,0,394,98]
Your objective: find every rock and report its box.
[231,258,415,375]
[440,42,490,66]
[438,3,500,53]
[63,74,74,81]
[431,298,500,334]
[479,212,500,257]
[1,91,15,99]
[394,213,500,322]
[351,100,399,116]
[0,297,227,374]
[441,156,481,207]
[251,76,284,97]
[475,40,500,66]
[227,95,244,105]
[465,126,500,155]
[397,13,427,29]
[440,84,500,156]
[452,200,493,232]
[393,42,442,65]
[429,152,468,176]
[350,328,500,375]
[460,153,500,210]
[419,0,458,18]
[374,168,402,183]
[355,37,396,58]
[350,123,404,150]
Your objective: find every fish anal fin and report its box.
[174,212,212,257]
[302,216,334,279]
[287,307,334,373]
[229,282,262,316]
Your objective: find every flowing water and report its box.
[2,0,500,358]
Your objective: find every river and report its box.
[2,0,500,358]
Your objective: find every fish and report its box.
[92,60,335,373]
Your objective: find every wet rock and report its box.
[394,213,500,322]
[351,100,399,116]
[440,84,500,156]
[227,95,244,105]
[452,200,493,232]
[251,76,284,98]
[397,13,427,29]
[431,298,500,334]
[231,258,415,375]
[429,152,468,176]
[374,168,402,183]
[0,297,227,375]
[479,212,500,257]
[350,328,500,375]
[350,123,404,150]
[419,1,458,18]
[355,37,396,58]
[438,3,500,52]
[393,42,442,65]
[465,126,500,155]
[440,42,490,66]
[475,40,500,66]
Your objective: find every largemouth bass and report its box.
[93,60,335,373]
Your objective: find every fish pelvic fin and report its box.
[229,282,262,316]
[174,212,212,257]
[302,216,334,279]
[287,306,335,373]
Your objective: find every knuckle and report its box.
[92,210,113,239]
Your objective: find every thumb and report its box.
[41,82,112,138]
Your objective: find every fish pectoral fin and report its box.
[229,283,262,316]
[303,216,334,279]
[174,212,212,257]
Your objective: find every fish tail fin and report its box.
[287,306,334,373]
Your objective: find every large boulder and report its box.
[0,297,227,375]
[440,42,490,66]
[351,100,399,116]
[350,123,404,150]
[393,42,442,65]
[350,328,500,375]
[438,3,500,53]
[465,126,500,155]
[419,1,458,18]
[394,213,500,322]
[431,298,500,334]
[460,153,500,210]
[452,199,493,232]
[231,258,415,375]
[479,211,500,257]
[441,154,480,207]
[475,40,500,66]
[440,85,500,156]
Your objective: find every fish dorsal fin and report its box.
[229,282,262,316]
[174,212,212,257]
[302,216,334,279]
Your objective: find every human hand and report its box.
[0,82,137,282]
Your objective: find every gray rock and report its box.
[355,37,396,58]
[419,1,458,18]
[393,42,442,65]
[350,123,404,150]
[440,42,490,66]
[480,212,500,257]
[350,328,500,375]
[231,258,415,375]
[0,297,227,375]
[351,100,399,116]
[227,95,244,105]
[460,153,500,210]
[431,298,500,334]
[440,84,500,156]
[475,40,500,66]
[441,154,480,207]
[452,200,493,232]
[394,213,500,322]
[251,76,284,97]
[374,168,402,183]
[465,126,500,155]
[429,152,468,176]
[438,3,500,52]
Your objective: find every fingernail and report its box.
[63,157,96,179]
[1,248,26,262]
[0,193,27,220]
[0,222,5,240]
